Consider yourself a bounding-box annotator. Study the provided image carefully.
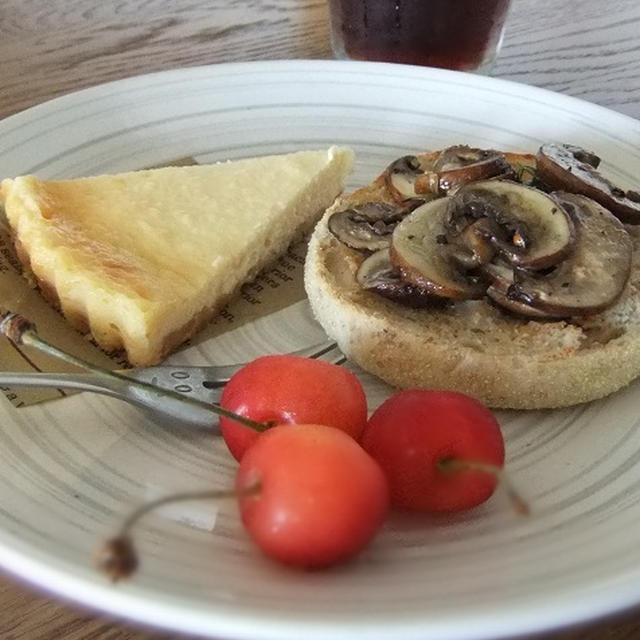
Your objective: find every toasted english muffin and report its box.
[304,146,640,409]
[1,147,354,366]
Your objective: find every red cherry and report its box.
[220,355,368,461]
[361,390,505,512]
[236,424,389,568]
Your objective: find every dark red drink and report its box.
[328,0,511,71]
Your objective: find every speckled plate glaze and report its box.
[1,60,640,640]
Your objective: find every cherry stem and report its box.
[120,484,261,536]
[97,482,261,582]
[0,310,272,433]
[437,457,530,516]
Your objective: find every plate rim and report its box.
[2,59,640,135]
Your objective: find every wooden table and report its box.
[2,0,640,638]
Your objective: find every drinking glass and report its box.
[328,0,512,73]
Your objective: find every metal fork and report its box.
[0,311,344,432]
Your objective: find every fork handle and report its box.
[0,371,133,395]
[0,371,220,431]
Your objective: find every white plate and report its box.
[2,60,640,640]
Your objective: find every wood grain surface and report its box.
[2,0,640,638]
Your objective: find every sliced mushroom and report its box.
[327,202,408,251]
[484,262,553,318]
[447,180,575,269]
[384,156,422,201]
[414,146,514,196]
[384,155,436,201]
[356,248,442,307]
[484,193,632,318]
[457,218,498,267]
[487,288,552,319]
[384,146,513,201]
[390,199,487,300]
[536,143,640,224]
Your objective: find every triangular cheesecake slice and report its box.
[1,147,353,365]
